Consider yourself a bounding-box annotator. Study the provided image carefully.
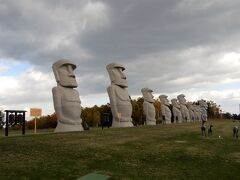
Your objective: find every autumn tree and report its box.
[92,111,101,127]
[153,99,161,124]
[131,97,144,125]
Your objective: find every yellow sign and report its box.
[30,108,42,117]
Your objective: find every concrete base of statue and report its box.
[112,120,133,127]
[54,121,83,132]
[146,120,156,125]
[165,120,171,124]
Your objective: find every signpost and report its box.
[30,108,42,133]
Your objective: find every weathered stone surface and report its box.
[106,63,133,127]
[52,59,83,132]
[171,98,182,123]
[193,104,201,121]
[187,102,196,122]
[159,95,171,124]
[141,88,156,125]
[177,94,190,122]
[199,99,208,122]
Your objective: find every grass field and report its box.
[0,119,239,180]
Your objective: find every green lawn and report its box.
[0,119,239,180]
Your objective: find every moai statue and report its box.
[171,98,182,123]
[199,99,208,122]
[177,94,190,122]
[193,104,201,121]
[159,95,172,124]
[141,88,156,125]
[187,102,196,122]
[106,63,133,127]
[52,59,83,132]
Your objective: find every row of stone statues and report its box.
[143,91,208,125]
[106,62,208,127]
[51,60,208,132]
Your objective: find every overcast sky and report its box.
[1,0,240,117]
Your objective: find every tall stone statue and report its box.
[52,59,83,132]
[199,99,208,122]
[193,104,201,121]
[171,98,182,123]
[187,102,196,122]
[106,63,133,127]
[141,88,156,125]
[177,94,190,122]
[159,95,172,124]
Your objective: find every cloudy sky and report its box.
[1,0,240,117]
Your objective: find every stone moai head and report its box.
[106,63,128,87]
[52,59,78,88]
[171,98,180,108]
[199,99,208,109]
[177,94,187,105]
[141,88,154,103]
[159,95,170,106]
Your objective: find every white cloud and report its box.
[81,1,110,31]
[0,68,55,114]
